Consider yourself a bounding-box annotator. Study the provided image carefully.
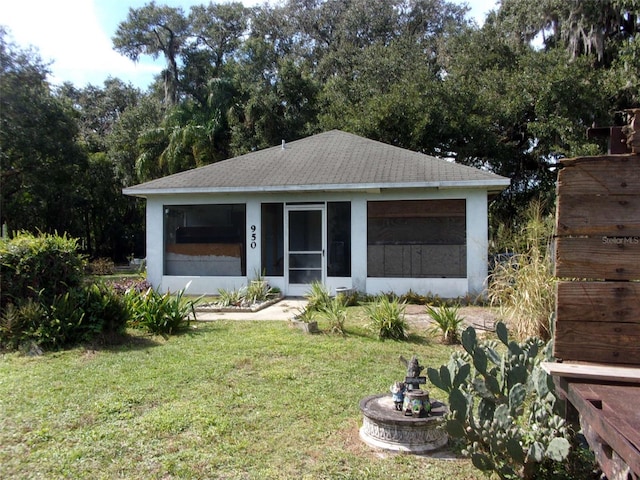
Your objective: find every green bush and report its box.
[426,304,465,344]
[304,281,332,312]
[86,257,115,275]
[127,286,198,337]
[365,296,408,340]
[0,231,85,308]
[82,283,131,337]
[0,299,45,350]
[0,284,131,351]
[320,296,347,334]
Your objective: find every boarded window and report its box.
[367,200,466,278]
[164,204,246,276]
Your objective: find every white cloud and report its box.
[3,0,166,88]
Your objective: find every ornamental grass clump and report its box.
[426,304,465,344]
[365,295,408,340]
[127,285,199,337]
[488,200,555,341]
[320,296,347,335]
[304,281,332,312]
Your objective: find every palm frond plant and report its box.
[365,296,408,340]
[215,287,245,307]
[320,296,347,335]
[304,281,331,312]
[426,304,465,344]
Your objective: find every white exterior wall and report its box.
[143,188,490,298]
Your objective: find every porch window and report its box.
[367,200,466,278]
[327,202,351,277]
[261,203,284,276]
[164,204,246,276]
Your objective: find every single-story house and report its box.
[124,130,510,297]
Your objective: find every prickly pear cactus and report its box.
[427,321,570,480]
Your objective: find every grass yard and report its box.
[0,314,482,479]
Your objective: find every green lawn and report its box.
[0,314,482,479]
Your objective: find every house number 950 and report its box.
[250,225,257,249]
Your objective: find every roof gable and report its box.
[124,130,509,195]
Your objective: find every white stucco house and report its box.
[124,130,509,297]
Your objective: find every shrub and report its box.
[426,304,465,344]
[216,287,246,307]
[428,322,571,480]
[86,257,115,275]
[365,296,408,340]
[0,284,131,351]
[488,200,555,340]
[127,287,198,337]
[245,278,273,304]
[320,296,347,334]
[304,281,332,312]
[0,299,44,350]
[0,231,85,308]
[82,283,130,337]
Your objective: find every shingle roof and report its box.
[123,130,509,196]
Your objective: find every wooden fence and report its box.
[548,152,640,480]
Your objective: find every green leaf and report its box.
[427,367,446,392]
[478,398,496,422]
[545,437,570,462]
[533,366,551,398]
[508,341,523,357]
[508,365,528,389]
[486,346,501,366]
[496,321,509,345]
[528,441,545,462]
[471,452,494,472]
[472,377,494,400]
[453,363,471,389]
[473,348,488,374]
[506,437,526,464]
[485,374,501,395]
[509,383,526,415]
[449,388,468,421]
[439,364,452,391]
[445,418,466,438]
[461,326,477,354]
[494,404,510,428]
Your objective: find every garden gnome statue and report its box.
[390,381,406,411]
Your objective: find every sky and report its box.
[1,0,498,90]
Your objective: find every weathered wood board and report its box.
[554,321,640,364]
[556,155,640,196]
[556,194,640,236]
[555,237,640,280]
[554,154,640,365]
[566,383,640,479]
[556,282,640,324]
[541,362,640,384]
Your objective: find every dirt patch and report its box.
[404,305,499,333]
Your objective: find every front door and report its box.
[286,205,325,296]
